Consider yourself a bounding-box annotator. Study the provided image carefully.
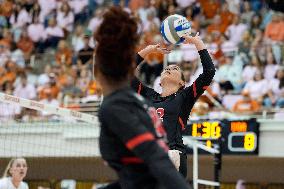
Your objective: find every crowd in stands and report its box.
[0,0,283,121]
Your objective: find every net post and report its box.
[193,140,198,189]
[214,142,222,189]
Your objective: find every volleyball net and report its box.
[0,91,100,158]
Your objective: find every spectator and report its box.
[1,28,13,49]
[87,9,103,34]
[13,73,36,100]
[242,70,268,102]
[143,10,160,32]
[242,54,263,82]
[167,4,177,17]
[138,0,155,25]
[0,41,11,67]
[60,76,82,104]
[45,18,64,48]
[264,69,284,108]
[40,89,59,117]
[16,30,34,60]
[38,65,52,86]
[27,16,46,52]
[225,0,239,15]
[77,32,94,67]
[56,2,75,35]
[176,0,195,9]
[0,15,8,28]
[249,29,266,62]
[225,16,247,45]
[233,91,260,113]
[83,79,102,102]
[76,68,91,95]
[264,52,278,81]
[220,2,235,30]
[241,1,254,25]
[264,13,284,42]
[157,0,172,21]
[10,43,25,68]
[215,55,242,92]
[29,1,42,22]
[207,15,227,35]
[71,25,84,53]
[69,0,88,23]
[0,60,17,87]
[55,40,73,66]
[238,30,252,57]
[38,0,57,23]
[200,0,220,19]
[0,0,13,20]
[9,4,31,30]
[250,14,262,35]
[38,74,60,100]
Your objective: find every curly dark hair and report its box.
[94,6,139,82]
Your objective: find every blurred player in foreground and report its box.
[94,6,189,189]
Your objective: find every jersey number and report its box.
[156,108,165,121]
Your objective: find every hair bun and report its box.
[94,6,139,82]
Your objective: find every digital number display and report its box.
[183,119,259,155]
[228,132,257,152]
[191,122,221,139]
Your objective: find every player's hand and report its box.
[183,32,206,51]
[183,32,202,44]
[138,44,171,59]
[147,44,172,54]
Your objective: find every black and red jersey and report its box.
[131,49,215,152]
[98,87,189,189]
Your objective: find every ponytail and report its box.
[2,158,16,178]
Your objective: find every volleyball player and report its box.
[0,158,29,189]
[132,33,216,177]
[94,7,189,189]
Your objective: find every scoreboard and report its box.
[183,119,259,155]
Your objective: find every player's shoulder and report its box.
[21,181,29,189]
[0,177,8,186]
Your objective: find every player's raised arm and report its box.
[131,44,171,97]
[181,33,216,112]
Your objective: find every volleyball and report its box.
[160,14,191,45]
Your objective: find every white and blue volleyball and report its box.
[160,14,191,45]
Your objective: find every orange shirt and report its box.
[88,80,102,96]
[55,48,73,66]
[56,73,69,89]
[0,0,13,17]
[0,71,16,86]
[233,99,260,113]
[0,39,10,49]
[200,0,220,19]
[207,23,227,34]
[264,21,284,42]
[38,86,60,100]
[17,38,34,55]
[220,11,235,30]
[129,0,145,12]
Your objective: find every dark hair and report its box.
[276,69,284,89]
[94,7,139,82]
